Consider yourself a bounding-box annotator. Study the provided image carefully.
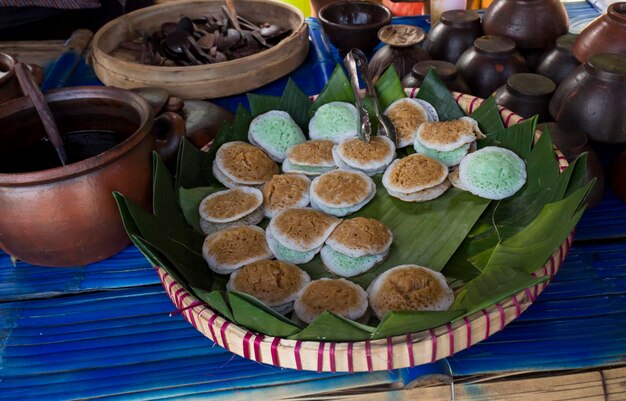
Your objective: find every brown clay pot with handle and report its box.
[0,52,44,105]
[0,86,185,267]
[573,2,626,63]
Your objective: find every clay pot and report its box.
[549,53,626,144]
[538,122,605,208]
[402,60,471,93]
[456,35,528,99]
[536,34,581,85]
[423,10,483,64]
[573,2,626,63]
[0,87,184,267]
[495,73,556,123]
[318,1,392,55]
[369,24,431,81]
[0,52,43,105]
[482,0,569,50]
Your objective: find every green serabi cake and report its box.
[310,169,376,216]
[267,208,341,264]
[321,217,393,277]
[413,117,484,167]
[309,101,359,143]
[248,110,306,162]
[455,146,527,200]
[282,140,337,176]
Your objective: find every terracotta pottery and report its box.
[456,35,528,99]
[573,2,626,63]
[482,0,569,49]
[538,122,605,208]
[423,10,483,64]
[536,34,581,85]
[402,60,471,93]
[369,24,431,80]
[0,52,43,105]
[318,0,392,55]
[0,86,184,267]
[549,53,626,144]
[495,73,556,123]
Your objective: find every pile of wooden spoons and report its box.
[119,5,291,66]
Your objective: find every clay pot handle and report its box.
[154,111,186,167]
[27,64,44,86]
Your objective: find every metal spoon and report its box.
[351,48,397,146]
[344,49,371,142]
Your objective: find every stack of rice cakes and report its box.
[199,95,526,327]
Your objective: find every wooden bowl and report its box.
[91,0,309,99]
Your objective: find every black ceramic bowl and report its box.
[318,1,392,54]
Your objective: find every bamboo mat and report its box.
[1,237,625,399]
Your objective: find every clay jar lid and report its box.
[440,9,481,28]
[412,60,459,81]
[474,35,516,56]
[377,24,425,47]
[585,53,626,82]
[555,33,577,53]
[505,73,556,97]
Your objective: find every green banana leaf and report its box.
[193,288,234,322]
[416,68,465,121]
[229,291,302,337]
[371,310,466,339]
[290,312,374,341]
[113,64,589,343]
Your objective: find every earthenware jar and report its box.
[402,60,471,93]
[0,86,184,267]
[536,34,581,85]
[370,24,431,81]
[0,52,43,105]
[318,0,392,55]
[482,0,569,50]
[549,53,626,144]
[456,35,528,99]
[573,2,626,63]
[495,73,556,122]
[423,10,483,64]
[537,121,605,208]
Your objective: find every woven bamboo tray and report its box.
[91,0,309,99]
[156,91,573,372]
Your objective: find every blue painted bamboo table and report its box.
[1,2,625,399]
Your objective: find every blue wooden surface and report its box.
[3,3,626,400]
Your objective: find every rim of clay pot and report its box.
[0,86,153,186]
[412,60,457,80]
[506,73,556,97]
[377,24,425,47]
[585,53,626,82]
[318,0,392,31]
[474,35,516,56]
[440,9,481,28]
[608,2,626,24]
[555,34,577,53]
[0,52,16,86]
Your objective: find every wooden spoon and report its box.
[14,63,68,166]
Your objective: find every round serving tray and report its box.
[91,0,309,99]
[156,91,572,372]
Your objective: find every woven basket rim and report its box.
[157,90,573,372]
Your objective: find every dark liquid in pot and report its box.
[0,130,124,173]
